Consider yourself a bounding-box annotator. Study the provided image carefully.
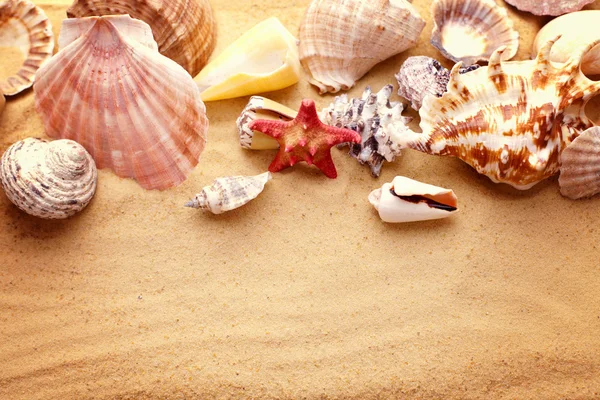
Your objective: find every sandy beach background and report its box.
[2,0,600,398]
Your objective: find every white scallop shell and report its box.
[368,176,458,223]
[559,127,600,200]
[185,172,272,214]
[0,138,97,219]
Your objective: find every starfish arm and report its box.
[248,118,288,139]
[268,149,292,173]
[313,151,338,179]
[326,127,362,146]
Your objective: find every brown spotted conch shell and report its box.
[0,0,54,96]
[0,138,97,219]
[369,176,458,223]
[397,37,600,190]
[533,11,600,76]
[430,0,519,65]
[504,0,595,16]
[298,0,425,94]
[66,0,217,76]
[185,172,272,214]
[33,15,208,191]
[559,127,600,200]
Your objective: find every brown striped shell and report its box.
[0,0,54,96]
[504,0,595,16]
[33,15,208,190]
[66,0,217,77]
[397,37,600,190]
[0,138,97,219]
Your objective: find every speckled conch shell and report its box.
[504,0,595,16]
[430,0,519,65]
[559,127,600,199]
[237,96,297,150]
[533,11,600,76]
[298,0,425,94]
[195,18,301,102]
[185,172,272,214]
[397,38,600,190]
[0,138,97,219]
[395,56,479,111]
[323,85,412,177]
[66,0,216,77]
[0,0,54,96]
[34,15,208,191]
[369,176,458,223]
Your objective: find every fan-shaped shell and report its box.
[0,138,97,219]
[185,172,272,214]
[66,0,216,77]
[559,127,600,199]
[532,11,600,76]
[397,38,600,190]
[0,0,54,96]
[430,0,519,65]
[504,0,595,16]
[33,15,208,190]
[298,0,425,94]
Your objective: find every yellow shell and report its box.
[195,17,301,102]
[398,38,600,190]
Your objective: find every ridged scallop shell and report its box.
[322,85,412,177]
[0,0,54,96]
[395,56,479,111]
[369,176,458,223]
[66,0,216,77]
[431,0,519,65]
[33,16,208,191]
[298,0,425,94]
[559,127,600,199]
[237,96,297,150]
[533,11,600,76]
[397,38,600,190]
[0,138,97,219]
[504,0,595,16]
[185,172,272,214]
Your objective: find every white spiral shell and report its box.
[0,138,97,219]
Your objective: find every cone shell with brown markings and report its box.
[397,38,600,190]
[0,0,54,96]
[430,0,519,65]
[559,127,600,199]
[33,15,208,191]
[504,0,595,16]
[66,0,216,77]
[298,0,425,94]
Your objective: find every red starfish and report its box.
[249,99,361,178]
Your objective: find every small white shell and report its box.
[0,138,97,219]
[185,172,272,214]
[368,176,458,223]
[559,127,600,200]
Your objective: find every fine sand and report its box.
[2,1,600,399]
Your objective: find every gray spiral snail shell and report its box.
[0,138,97,219]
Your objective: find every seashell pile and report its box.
[532,11,600,76]
[298,0,425,94]
[395,56,479,111]
[237,96,296,150]
[503,0,595,16]
[369,176,458,223]
[322,85,412,177]
[0,0,54,96]
[559,127,600,200]
[185,172,272,214]
[34,15,209,191]
[0,138,97,219]
[66,0,217,77]
[430,0,519,65]
[397,38,600,190]
[196,17,301,102]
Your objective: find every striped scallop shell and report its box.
[0,138,97,219]
[504,0,595,16]
[66,0,216,76]
[430,0,519,65]
[397,38,600,190]
[0,0,54,96]
[298,0,425,94]
[559,127,600,199]
[33,15,208,191]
